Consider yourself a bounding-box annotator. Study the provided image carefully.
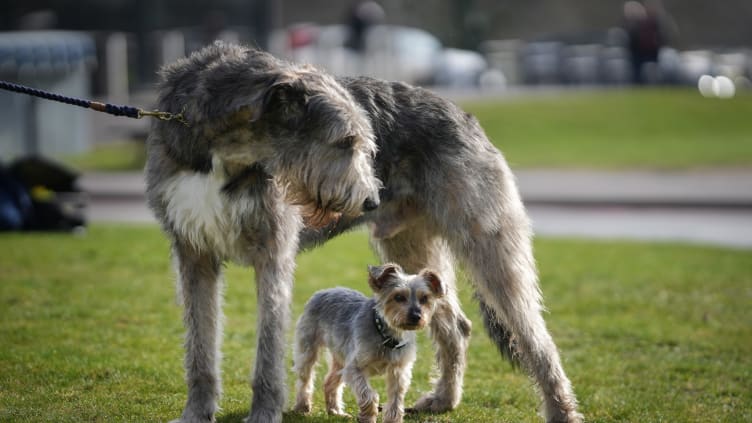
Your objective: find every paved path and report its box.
[79,169,752,249]
[516,169,752,207]
[527,205,752,249]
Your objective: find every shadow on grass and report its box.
[216,409,440,422]
[216,411,246,423]
[217,411,352,423]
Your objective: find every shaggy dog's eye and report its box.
[419,295,428,305]
[334,135,355,150]
[393,294,407,303]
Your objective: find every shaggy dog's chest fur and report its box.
[157,160,299,266]
[162,169,253,263]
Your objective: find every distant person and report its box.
[623,0,673,84]
[344,1,385,53]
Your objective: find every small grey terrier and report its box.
[146,41,581,423]
[292,263,444,423]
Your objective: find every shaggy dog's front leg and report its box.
[171,242,224,423]
[246,225,299,423]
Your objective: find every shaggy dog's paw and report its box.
[547,410,584,423]
[243,407,282,423]
[168,410,214,423]
[412,393,455,413]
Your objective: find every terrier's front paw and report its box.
[292,401,311,414]
[357,413,377,423]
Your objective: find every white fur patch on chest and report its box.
[162,168,256,259]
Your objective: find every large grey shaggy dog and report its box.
[145,42,582,423]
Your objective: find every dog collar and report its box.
[373,309,408,350]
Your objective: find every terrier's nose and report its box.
[362,197,380,212]
[408,309,422,324]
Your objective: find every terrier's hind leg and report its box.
[292,320,321,414]
[324,357,349,416]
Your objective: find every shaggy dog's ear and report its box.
[214,76,308,125]
[260,81,308,116]
[368,263,402,293]
[253,79,308,122]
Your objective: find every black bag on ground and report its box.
[0,166,32,230]
[1,157,87,231]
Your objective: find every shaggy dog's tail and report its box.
[478,298,522,368]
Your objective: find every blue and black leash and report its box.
[0,80,188,126]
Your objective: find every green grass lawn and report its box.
[62,140,147,172]
[462,88,752,169]
[63,89,752,172]
[1,226,750,422]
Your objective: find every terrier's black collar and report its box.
[373,308,408,350]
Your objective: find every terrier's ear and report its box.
[421,269,445,298]
[367,263,402,292]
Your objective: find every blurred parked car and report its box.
[508,28,751,88]
[269,23,489,87]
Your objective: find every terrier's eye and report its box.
[393,294,407,303]
[334,135,355,150]
[419,295,428,305]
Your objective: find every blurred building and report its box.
[2,1,750,51]
[278,0,751,51]
[1,0,749,158]
[1,1,750,91]
[0,31,96,157]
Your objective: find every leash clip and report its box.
[139,106,189,127]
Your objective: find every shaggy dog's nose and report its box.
[362,197,379,212]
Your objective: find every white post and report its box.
[105,32,129,104]
[161,30,186,67]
